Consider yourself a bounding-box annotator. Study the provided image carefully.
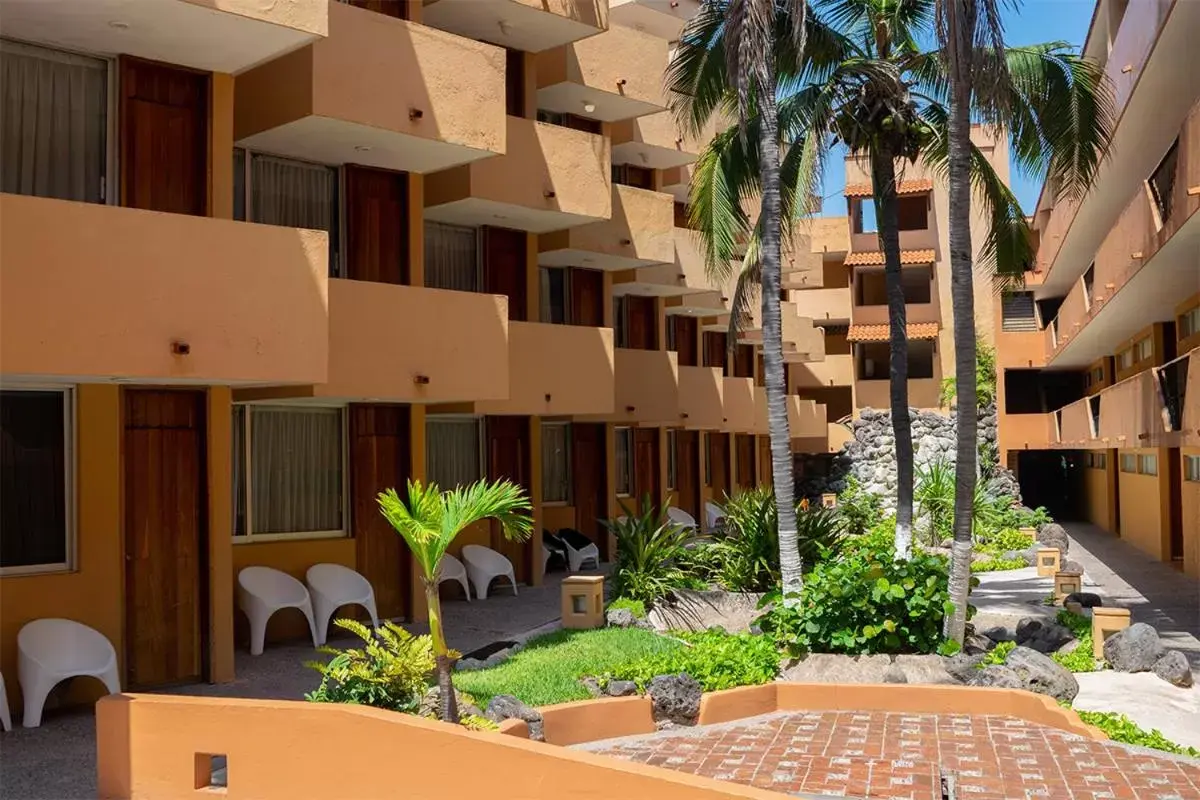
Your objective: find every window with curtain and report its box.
[1119,453,1136,473]
[426,417,483,489]
[232,406,346,538]
[1138,453,1157,476]
[1,388,72,573]
[424,222,480,292]
[240,151,340,274]
[1,40,107,204]
[540,267,567,324]
[541,422,571,503]
[615,427,633,496]
[1185,455,1200,482]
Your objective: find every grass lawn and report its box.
[454,627,680,707]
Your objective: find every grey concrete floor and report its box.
[0,567,600,799]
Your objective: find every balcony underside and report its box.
[421,0,607,53]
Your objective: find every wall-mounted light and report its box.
[619,238,632,246]
[544,393,552,403]
[544,190,557,198]
[413,374,431,385]
[409,108,424,121]
[171,340,190,356]
[616,78,627,87]
[625,405,635,412]
[583,101,596,113]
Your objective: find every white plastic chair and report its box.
[17,619,119,728]
[437,553,471,601]
[705,501,726,530]
[305,564,380,645]
[557,529,600,572]
[667,506,699,531]
[0,672,12,732]
[237,567,319,656]
[461,545,518,600]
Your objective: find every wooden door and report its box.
[633,428,660,505]
[350,405,412,620]
[505,50,526,118]
[759,437,773,487]
[708,432,730,501]
[1167,448,1183,562]
[569,268,605,327]
[571,423,608,559]
[736,434,757,489]
[626,296,658,350]
[344,0,409,17]
[675,430,699,519]
[124,390,206,689]
[486,416,531,582]
[703,332,728,374]
[733,344,755,379]
[121,58,207,215]
[484,227,527,321]
[345,166,409,285]
[672,316,698,367]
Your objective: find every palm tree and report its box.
[671,0,812,602]
[377,479,532,723]
[669,0,1111,565]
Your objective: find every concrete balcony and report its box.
[421,0,607,53]
[790,354,853,389]
[608,0,700,40]
[535,25,667,123]
[721,377,757,433]
[856,378,941,411]
[806,216,852,257]
[476,322,614,416]
[316,280,509,404]
[791,287,852,323]
[0,194,327,385]
[753,390,826,438]
[578,348,679,426]
[1000,412,1056,454]
[426,117,611,232]
[608,226,720,300]
[236,3,505,175]
[792,421,855,455]
[678,366,724,430]
[611,112,697,171]
[539,184,672,270]
[740,304,826,363]
[0,0,327,74]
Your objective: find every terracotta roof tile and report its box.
[843,249,937,267]
[846,322,941,342]
[844,178,934,198]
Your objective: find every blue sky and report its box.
[816,0,1096,217]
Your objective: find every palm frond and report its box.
[689,126,756,282]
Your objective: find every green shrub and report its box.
[991,501,1052,532]
[838,516,898,561]
[306,619,434,712]
[608,630,780,691]
[1051,611,1101,673]
[606,597,647,619]
[604,498,693,608]
[836,476,882,537]
[1056,609,1091,638]
[971,557,1027,573]
[760,542,952,655]
[1075,710,1200,757]
[914,459,954,546]
[980,528,1034,554]
[977,640,1015,667]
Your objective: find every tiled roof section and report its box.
[847,322,941,342]
[843,249,936,267]
[844,178,934,198]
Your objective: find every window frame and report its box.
[1135,337,1153,363]
[1138,453,1158,476]
[425,415,486,491]
[1147,138,1179,229]
[1184,455,1200,483]
[0,385,76,576]
[424,220,483,293]
[539,266,569,325]
[614,427,634,497]
[1119,453,1137,473]
[1179,307,1200,339]
[232,404,350,543]
[540,420,572,505]
[1117,347,1134,370]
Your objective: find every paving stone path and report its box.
[576,710,1200,800]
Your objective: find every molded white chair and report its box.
[437,553,471,601]
[557,528,600,572]
[705,501,726,530]
[305,564,380,645]
[237,567,319,656]
[461,545,517,600]
[17,619,119,728]
[0,672,12,732]
[667,506,699,531]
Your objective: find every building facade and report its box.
[0,0,830,704]
[992,0,1200,577]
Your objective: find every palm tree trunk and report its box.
[870,147,914,559]
[757,87,803,601]
[425,581,459,723]
[943,0,978,644]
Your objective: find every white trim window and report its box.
[1138,453,1158,477]
[233,405,347,540]
[541,421,571,504]
[1119,453,1136,473]
[614,427,633,497]
[0,387,75,574]
[1179,307,1200,340]
[426,416,484,489]
[1185,455,1200,483]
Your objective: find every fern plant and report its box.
[604,497,693,608]
[306,619,435,712]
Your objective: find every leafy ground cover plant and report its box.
[1052,610,1101,672]
[607,630,780,692]
[971,556,1027,573]
[1074,710,1200,757]
[976,640,1015,667]
[606,597,647,619]
[306,619,434,712]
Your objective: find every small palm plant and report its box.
[377,479,532,724]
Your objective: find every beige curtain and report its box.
[615,428,632,496]
[541,422,571,502]
[250,407,344,535]
[424,222,480,291]
[0,40,107,203]
[426,418,482,489]
[251,154,335,232]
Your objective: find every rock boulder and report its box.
[647,673,702,726]
[970,665,1024,690]
[1036,523,1069,557]
[486,694,545,741]
[1151,651,1194,688]
[1063,592,1103,609]
[1103,623,1165,673]
[1005,646,1079,702]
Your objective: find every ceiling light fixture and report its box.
[354,145,372,152]
[108,20,130,29]
[498,20,513,35]
[583,101,596,113]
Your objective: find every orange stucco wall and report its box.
[1182,448,1200,578]
[1116,448,1171,561]
[1082,459,1118,534]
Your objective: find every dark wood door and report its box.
[486,416,531,582]
[570,268,605,327]
[736,434,757,490]
[703,332,728,374]
[733,344,755,379]
[505,50,526,118]
[627,296,658,350]
[675,430,699,519]
[345,165,408,285]
[350,405,412,620]
[484,227,527,321]
[344,0,409,17]
[121,58,207,216]
[571,423,608,559]
[708,432,730,501]
[633,428,660,506]
[672,316,698,367]
[124,390,206,689]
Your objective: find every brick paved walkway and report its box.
[576,711,1200,800]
